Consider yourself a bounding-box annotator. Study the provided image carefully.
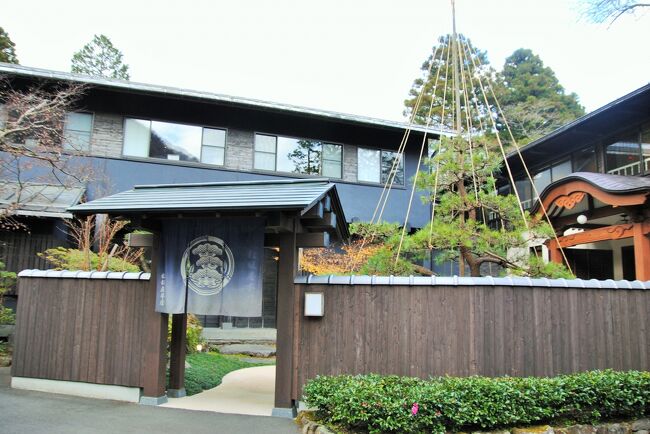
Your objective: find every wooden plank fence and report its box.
[294,283,650,399]
[11,276,167,394]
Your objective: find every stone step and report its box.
[218,344,276,358]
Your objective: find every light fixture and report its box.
[576,214,587,225]
[196,344,203,352]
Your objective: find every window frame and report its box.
[63,111,94,153]
[253,131,344,179]
[121,116,228,167]
[356,146,405,186]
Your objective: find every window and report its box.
[605,135,641,176]
[573,147,598,173]
[530,159,572,200]
[381,151,404,184]
[253,133,342,178]
[642,123,650,174]
[123,118,226,165]
[357,148,381,182]
[514,179,532,209]
[63,112,93,151]
[357,148,405,185]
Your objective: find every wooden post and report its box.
[140,231,169,405]
[547,239,563,264]
[273,221,298,416]
[168,313,187,397]
[633,222,650,281]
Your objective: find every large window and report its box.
[123,118,225,165]
[530,159,572,200]
[63,112,93,151]
[253,134,342,178]
[357,148,404,184]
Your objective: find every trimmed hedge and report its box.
[303,370,650,433]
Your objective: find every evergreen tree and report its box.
[403,34,498,132]
[497,49,584,143]
[409,135,571,277]
[71,34,130,80]
[0,27,18,64]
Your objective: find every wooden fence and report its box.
[12,274,167,397]
[294,278,650,399]
[0,231,63,274]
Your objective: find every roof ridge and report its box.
[133,178,332,189]
[0,62,450,135]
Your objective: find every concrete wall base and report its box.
[167,388,186,398]
[11,376,141,403]
[139,395,168,405]
[272,406,297,418]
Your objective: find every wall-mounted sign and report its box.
[304,292,324,317]
[156,217,264,316]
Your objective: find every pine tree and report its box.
[71,34,130,80]
[403,34,498,132]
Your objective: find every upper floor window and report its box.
[253,134,342,178]
[573,147,598,173]
[63,112,93,151]
[357,148,404,185]
[605,134,641,176]
[123,118,225,165]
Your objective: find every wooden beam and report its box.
[140,232,168,402]
[297,232,330,248]
[266,212,294,233]
[301,202,324,219]
[302,212,336,230]
[547,238,563,265]
[322,196,331,212]
[126,233,153,248]
[274,223,298,411]
[552,205,633,230]
[633,222,650,281]
[556,223,638,248]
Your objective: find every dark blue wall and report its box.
[88,155,431,228]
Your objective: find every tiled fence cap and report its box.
[18,269,151,281]
[294,275,650,290]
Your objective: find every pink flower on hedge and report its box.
[411,402,419,416]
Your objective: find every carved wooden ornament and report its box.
[554,192,586,209]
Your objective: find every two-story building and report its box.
[504,82,650,280]
[0,63,440,331]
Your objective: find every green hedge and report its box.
[303,370,650,433]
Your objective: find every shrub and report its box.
[0,261,16,325]
[39,247,140,272]
[167,313,204,354]
[303,370,650,434]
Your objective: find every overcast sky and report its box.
[3,0,649,121]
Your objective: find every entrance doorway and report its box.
[565,249,614,280]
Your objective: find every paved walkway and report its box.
[162,365,276,416]
[0,367,297,434]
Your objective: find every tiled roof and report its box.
[0,182,85,218]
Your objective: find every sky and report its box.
[3,0,649,122]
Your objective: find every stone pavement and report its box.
[162,365,276,415]
[0,367,298,434]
